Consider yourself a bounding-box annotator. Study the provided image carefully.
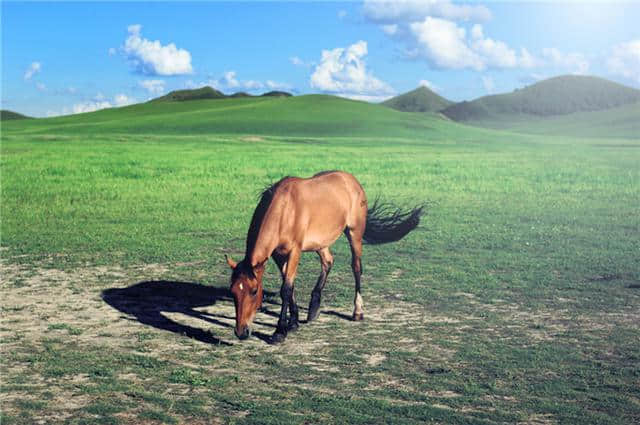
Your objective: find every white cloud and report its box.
[542,48,589,75]
[291,56,305,66]
[381,24,399,36]
[363,0,491,24]
[290,56,315,68]
[519,47,537,69]
[266,80,293,91]
[419,79,440,92]
[407,18,537,71]
[366,3,541,72]
[67,93,136,115]
[210,71,291,92]
[409,17,483,70]
[218,71,240,88]
[185,72,289,94]
[243,80,264,90]
[482,75,495,94]
[607,39,640,83]
[71,101,113,114]
[140,79,166,95]
[114,93,136,106]
[471,30,518,68]
[24,62,41,80]
[310,40,395,99]
[122,24,193,75]
[35,82,47,92]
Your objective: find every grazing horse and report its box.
[225,171,422,344]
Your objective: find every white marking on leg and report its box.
[354,292,364,315]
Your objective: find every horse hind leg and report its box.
[345,228,364,321]
[307,247,334,322]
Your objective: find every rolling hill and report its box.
[441,75,640,121]
[382,86,453,113]
[3,76,637,139]
[1,110,32,120]
[150,86,293,103]
[1,94,476,139]
[149,86,226,102]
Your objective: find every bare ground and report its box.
[2,257,639,423]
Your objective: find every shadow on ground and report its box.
[102,280,277,346]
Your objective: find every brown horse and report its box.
[225,170,422,344]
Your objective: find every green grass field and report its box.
[1,96,639,424]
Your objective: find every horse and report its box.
[225,170,423,344]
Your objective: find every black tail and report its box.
[363,198,424,244]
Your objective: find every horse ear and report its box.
[254,258,268,272]
[225,255,237,269]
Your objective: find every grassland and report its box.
[1,96,639,424]
[465,102,640,139]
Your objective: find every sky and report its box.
[2,1,640,117]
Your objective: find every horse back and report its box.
[272,171,367,251]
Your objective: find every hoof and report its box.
[307,306,320,323]
[270,332,287,345]
[287,322,299,333]
[352,312,364,321]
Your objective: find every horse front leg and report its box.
[272,249,300,344]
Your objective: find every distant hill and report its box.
[1,110,32,120]
[1,94,470,139]
[150,86,226,102]
[467,101,640,139]
[382,86,453,113]
[150,86,293,102]
[441,75,640,121]
[261,91,292,98]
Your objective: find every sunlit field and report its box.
[1,96,639,424]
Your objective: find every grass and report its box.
[1,97,639,424]
[466,101,640,139]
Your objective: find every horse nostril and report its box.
[235,327,250,340]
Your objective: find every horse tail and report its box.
[363,197,424,245]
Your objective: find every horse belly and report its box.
[300,211,346,252]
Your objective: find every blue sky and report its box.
[2,1,640,117]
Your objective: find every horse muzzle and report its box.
[234,326,251,340]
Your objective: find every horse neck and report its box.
[244,194,279,267]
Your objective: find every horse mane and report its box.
[244,176,293,266]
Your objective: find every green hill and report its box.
[150,86,293,103]
[261,91,292,98]
[1,110,32,120]
[442,75,640,121]
[1,94,475,139]
[150,86,226,102]
[474,101,640,139]
[382,86,453,113]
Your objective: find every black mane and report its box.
[244,176,293,262]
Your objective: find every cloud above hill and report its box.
[362,0,491,23]
[366,1,535,72]
[121,25,193,76]
[24,62,42,80]
[310,40,395,101]
[607,40,640,83]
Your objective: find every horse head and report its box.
[226,255,265,340]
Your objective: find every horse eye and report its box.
[250,287,258,297]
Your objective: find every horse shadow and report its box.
[101,280,278,346]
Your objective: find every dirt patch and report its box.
[364,353,386,366]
